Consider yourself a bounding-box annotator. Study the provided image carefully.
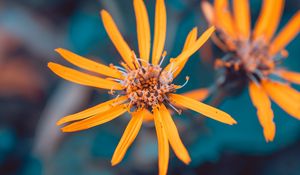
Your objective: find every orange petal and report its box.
[164,26,215,78]
[143,109,154,122]
[253,0,284,42]
[57,96,128,125]
[48,62,124,90]
[152,0,167,65]
[181,88,209,102]
[61,104,128,132]
[214,0,236,39]
[264,0,285,41]
[182,27,198,52]
[262,80,300,120]
[277,69,300,84]
[249,83,275,142]
[153,107,169,175]
[171,27,198,77]
[169,93,237,125]
[201,1,215,25]
[233,0,251,40]
[134,0,151,62]
[55,48,124,79]
[100,10,135,69]
[160,104,191,164]
[269,11,300,55]
[111,110,144,166]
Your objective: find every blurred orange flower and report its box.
[202,0,300,142]
[48,0,236,174]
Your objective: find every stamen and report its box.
[175,76,190,89]
[114,65,128,73]
[109,86,116,95]
[131,51,141,68]
[159,51,167,66]
[106,78,123,83]
[121,62,131,71]
[167,102,182,115]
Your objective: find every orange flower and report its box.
[48,0,236,174]
[202,0,300,142]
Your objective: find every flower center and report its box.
[215,38,286,82]
[122,64,175,110]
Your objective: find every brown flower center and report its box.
[122,64,175,110]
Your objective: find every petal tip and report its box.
[56,119,64,126]
[111,160,119,167]
[100,9,109,17]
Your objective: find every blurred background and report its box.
[0,0,300,174]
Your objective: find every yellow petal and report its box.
[169,93,237,125]
[253,0,284,42]
[233,0,251,40]
[111,110,144,166]
[153,107,169,175]
[171,27,198,77]
[48,62,124,90]
[182,27,198,52]
[55,48,123,79]
[164,26,215,78]
[214,0,236,39]
[134,0,151,63]
[160,104,191,164]
[277,69,300,84]
[201,1,215,25]
[264,0,284,42]
[57,96,128,125]
[143,109,154,122]
[181,88,209,102]
[152,0,167,65]
[262,80,300,120]
[100,10,135,69]
[269,11,300,55]
[249,83,275,142]
[61,104,128,132]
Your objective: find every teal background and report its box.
[0,0,299,174]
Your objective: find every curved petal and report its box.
[61,104,128,132]
[160,104,191,164]
[233,0,251,40]
[152,0,167,65]
[111,110,144,166]
[153,107,169,175]
[57,96,128,125]
[55,48,124,79]
[249,83,275,142]
[164,26,215,79]
[214,0,236,39]
[262,80,300,120]
[269,11,300,55]
[169,93,237,125]
[182,27,198,52]
[134,0,151,63]
[48,62,124,90]
[100,10,135,69]
[171,27,198,77]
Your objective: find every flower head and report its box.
[48,0,236,174]
[202,0,300,142]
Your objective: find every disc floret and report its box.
[122,62,175,110]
